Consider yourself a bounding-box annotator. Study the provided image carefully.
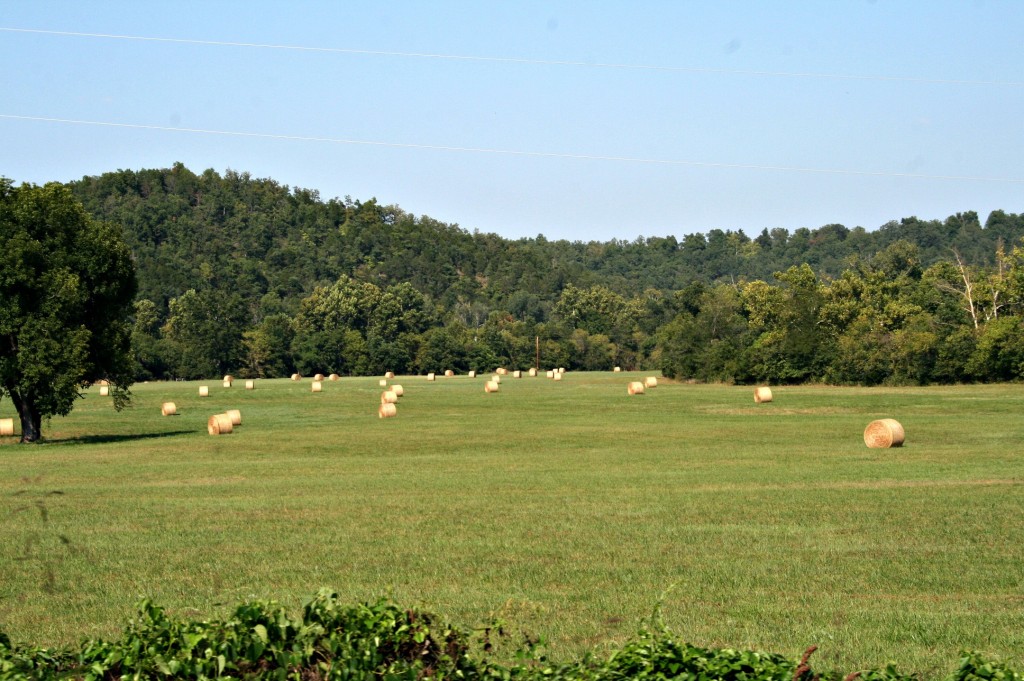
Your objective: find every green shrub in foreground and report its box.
[0,591,1020,680]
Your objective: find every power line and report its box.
[3,113,1022,184]
[2,27,1021,88]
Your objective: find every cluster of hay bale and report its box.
[208,409,242,436]
[378,383,403,418]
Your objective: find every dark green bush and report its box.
[0,592,1019,680]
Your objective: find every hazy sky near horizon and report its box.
[2,1,1022,242]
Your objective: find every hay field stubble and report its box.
[1,374,1022,676]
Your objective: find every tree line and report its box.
[64,164,1024,385]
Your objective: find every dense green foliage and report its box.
[0,179,137,441]
[1,592,1019,680]
[61,165,1024,384]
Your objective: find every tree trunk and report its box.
[11,390,42,443]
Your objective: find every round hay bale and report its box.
[385,371,395,379]
[528,368,537,377]
[99,386,109,396]
[445,369,455,377]
[223,375,233,383]
[485,381,499,393]
[513,370,522,379]
[161,402,177,416]
[291,373,301,381]
[381,390,398,404]
[96,379,110,386]
[558,367,566,374]
[245,380,255,390]
[0,418,15,436]
[627,381,645,395]
[614,366,621,373]
[754,387,773,403]
[379,379,388,387]
[207,413,233,435]
[427,373,435,381]
[225,409,242,426]
[223,380,232,388]
[468,370,477,378]
[864,419,905,448]
[546,370,554,378]
[645,376,658,388]
[391,384,404,397]
[379,402,397,418]
[311,381,323,393]
[491,375,501,384]
[552,372,563,382]
[329,373,339,381]
[199,386,209,397]
[314,373,325,382]
[496,368,507,376]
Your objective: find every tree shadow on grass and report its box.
[46,430,196,445]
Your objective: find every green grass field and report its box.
[1,373,1022,677]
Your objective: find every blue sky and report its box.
[2,1,1022,242]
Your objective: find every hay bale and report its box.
[0,418,14,436]
[528,368,537,377]
[491,375,501,384]
[223,380,232,388]
[445,369,455,377]
[496,368,507,376]
[99,386,109,396]
[161,402,177,416]
[223,375,233,383]
[379,379,388,387]
[207,413,233,435]
[469,370,477,378]
[314,373,325,382]
[513,370,522,378]
[645,376,658,388]
[864,419,905,448]
[391,384,404,397]
[754,387,773,403]
[427,373,435,381]
[546,370,554,378]
[385,371,395,379]
[199,386,209,397]
[245,380,255,390]
[226,409,242,426]
[96,379,110,386]
[381,390,398,404]
[485,381,499,393]
[614,367,621,373]
[329,373,339,381]
[311,381,323,393]
[291,373,301,381]
[552,372,563,382]
[379,402,397,418]
[558,367,566,374]
[627,381,645,395]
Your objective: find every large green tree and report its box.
[0,180,137,441]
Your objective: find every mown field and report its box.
[1,373,1022,677]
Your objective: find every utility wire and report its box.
[2,114,1022,184]
[1,27,1021,88]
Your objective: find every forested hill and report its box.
[69,164,1024,316]
[62,164,1024,386]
